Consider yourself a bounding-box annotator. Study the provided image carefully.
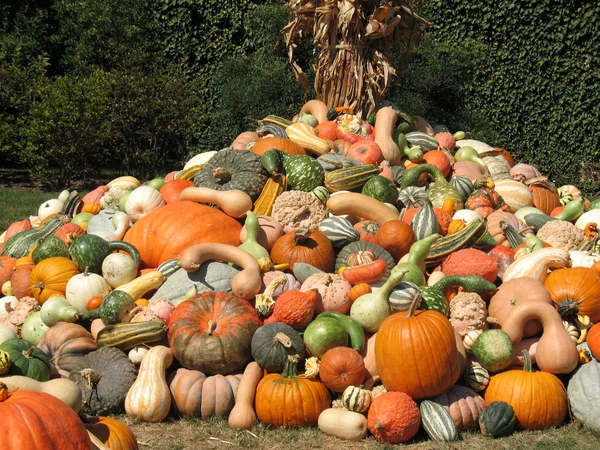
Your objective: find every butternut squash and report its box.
[1,376,83,412]
[501,302,578,374]
[318,408,368,441]
[299,99,329,124]
[228,362,263,430]
[124,345,173,422]
[179,187,253,219]
[327,193,399,225]
[179,243,262,300]
[374,107,402,165]
[116,270,166,301]
[502,247,571,283]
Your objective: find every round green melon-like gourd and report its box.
[479,401,516,438]
[32,235,69,263]
[389,281,422,313]
[251,322,305,373]
[283,155,325,192]
[193,149,267,200]
[471,329,514,373]
[567,358,600,432]
[0,338,51,381]
[335,241,395,278]
[450,176,475,202]
[303,316,348,359]
[361,176,398,204]
[420,400,459,442]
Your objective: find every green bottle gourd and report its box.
[394,132,423,162]
[239,211,272,270]
[400,164,464,209]
[454,146,487,167]
[392,234,440,286]
[350,269,409,333]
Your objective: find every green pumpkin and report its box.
[32,235,70,263]
[194,149,268,200]
[303,316,348,359]
[251,322,305,373]
[0,338,51,381]
[361,175,399,204]
[479,401,517,438]
[70,234,141,274]
[82,290,136,325]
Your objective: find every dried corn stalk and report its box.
[282,1,430,118]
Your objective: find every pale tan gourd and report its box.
[106,176,141,190]
[318,408,369,441]
[374,106,402,166]
[501,302,578,374]
[230,131,260,150]
[228,362,264,430]
[360,333,378,390]
[125,345,173,422]
[179,187,253,219]
[298,99,329,124]
[502,247,571,282]
[179,243,262,300]
[286,123,332,156]
[327,193,398,225]
[1,376,83,412]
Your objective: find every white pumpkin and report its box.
[125,186,165,222]
[575,210,600,231]
[184,151,217,169]
[0,296,19,321]
[569,251,600,268]
[37,198,64,222]
[493,180,534,213]
[0,324,18,345]
[452,209,482,223]
[102,253,138,288]
[65,271,111,314]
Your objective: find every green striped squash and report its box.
[425,218,488,269]
[450,176,475,202]
[398,186,430,208]
[410,203,439,241]
[389,281,422,313]
[361,176,399,204]
[1,216,66,258]
[283,155,325,192]
[324,165,381,193]
[342,385,371,413]
[464,364,490,392]
[319,216,360,249]
[257,122,288,138]
[420,400,459,442]
[96,320,166,350]
[310,186,330,205]
[262,115,293,128]
[405,131,439,151]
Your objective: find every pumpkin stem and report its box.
[522,350,532,373]
[0,383,9,402]
[84,266,90,277]
[80,368,101,385]
[499,221,524,249]
[22,347,34,359]
[207,320,218,335]
[374,421,382,429]
[556,299,580,321]
[293,228,312,246]
[213,167,232,183]
[282,354,300,378]
[274,332,293,348]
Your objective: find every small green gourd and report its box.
[239,211,271,269]
[40,296,79,327]
[455,146,487,167]
[420,275,497,316]
[392,234,440,286]
[394,132,423,162]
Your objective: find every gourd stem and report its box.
[293,228,312,246]
[274,332,293,348]
[282,354,300,378]
[522,350,532,373]
[22,347,34,359]
[84,266,90,277]
[207,320,218,335]
[213,167,232,183]
[499,221,524,249]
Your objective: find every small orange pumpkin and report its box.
[85,416,139,450]
[270,228,334,273]
[319,347,366,392]
[544,267,600,323]
[30,257,80,304]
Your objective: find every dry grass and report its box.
[120,416,600,450]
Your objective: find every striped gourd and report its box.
[405,131,439,151]
[420,400,459,442]
[410,203,439,241]
[389,281,422,313]
[1,216,66,258]
[96,320,166,350]
[398,186,429,208]
[341,385,371,413]
[465,364,490,392]
[450,176,475,202]
[157,259,182,278]
[493,179,534,212]
[176,165,204,181]
[252,174,288,216]
[425,218,488,269]
[286,123,331,156]
[262,115,293,128]
[283,155,324,192]
[462,329,484,352]
[310,186,330,205]
[325,165,381,193]
[319,216,360,249]
[257,122,288,138]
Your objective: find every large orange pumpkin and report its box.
[0,383,93,450]
[484,351,568,430]
[270,228,334,272]
[123,201,242,268]
[375,299,460,400]
[250,137,305,156]
[544,267,600,323]
[254,354,330,427]
[30,257,80,304]
[526,178,561,215]
[85,416,139,450]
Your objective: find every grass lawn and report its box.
[0,189,60,232]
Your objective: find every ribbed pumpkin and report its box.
[123,202,242,268]
[526,178,561,215]
[493,180,534,213]
[319,347,365,392]
[375,299,460,400]
[30,257,80,304]
[250,137,305,156]
[367,391,421,444]
[255,354,330,427]
[270,228,334,273]
[37,322,98,373]
[0,383,93,450]
[168,292,261,375]
[484,351,568,430]
[432,385,487,430]
[544,267,600,322]
[376,220,415,261]
[85,416,139,450]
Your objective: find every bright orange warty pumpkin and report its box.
[30,256,80,304]
[544,267,600,323]
[85,416,139,450]
[0,383,93,450]
[375,300,460,400]
[255,354,330,427]
[367,391,421,443]
[484,351,568,430]
[123,201,242,268]
[270,228,334,272]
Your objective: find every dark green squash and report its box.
[81,290,136,325]
[479,401,517,438]
[251,322,305,373]
[0,338,51,381]
[361,175,399,204]
[194,149,267,200]
[69,347,137,416]
[32,235,70,263]
[283,155,325,192]
[69,233,141,274]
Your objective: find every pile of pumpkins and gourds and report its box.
[1,99,600,448]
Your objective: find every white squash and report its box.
[569,250,600,268]
[493,180,534,213]
[128,346,149,365]
[125,186,165,222]
[452,209,482,223]
[456,139,492,154]
[575,209,600,231]
[37,198,64,222]
[318,408,368,441]
[102,253,139,288]
[0,324,18,344]
[184,151,217,169]
[65,270,111,314]
[0,296,18,321]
